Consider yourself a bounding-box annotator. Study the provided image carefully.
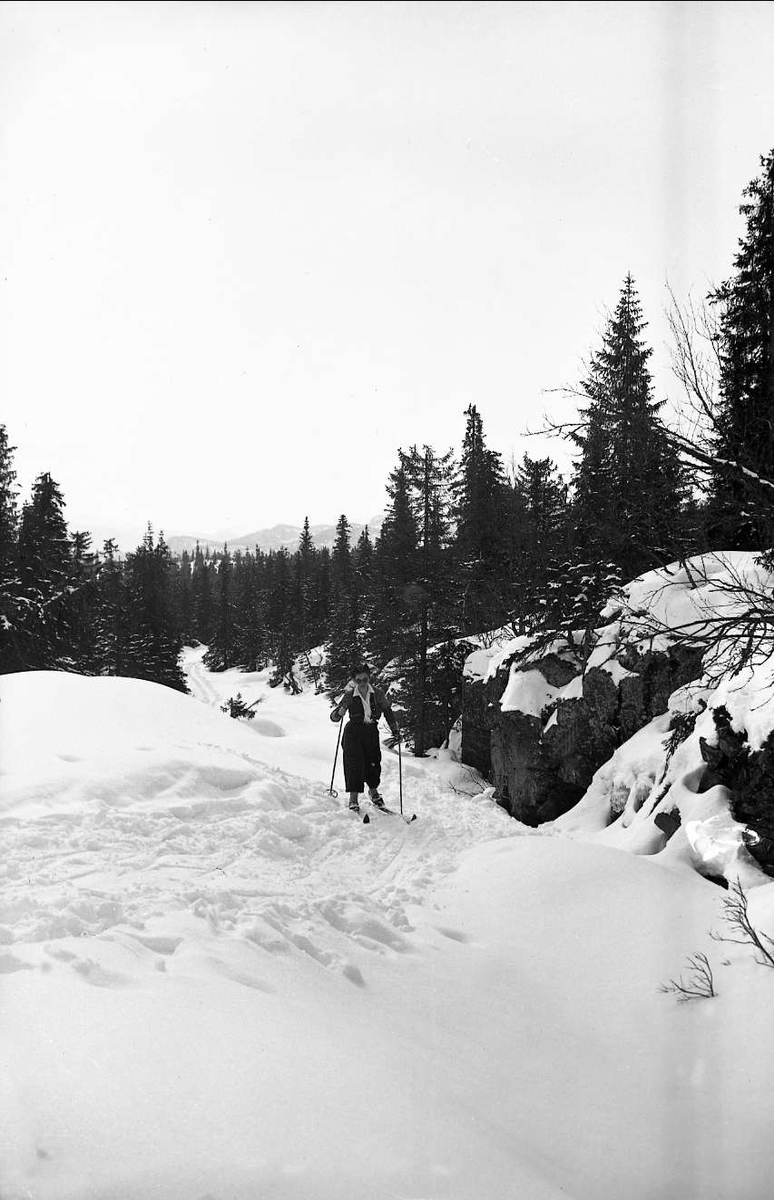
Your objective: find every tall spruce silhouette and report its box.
[709,149,774,550]
[572,275,684,580]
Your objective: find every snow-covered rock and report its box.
[463,553,774,877]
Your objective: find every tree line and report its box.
[2,146,774,752]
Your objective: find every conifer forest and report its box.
[3,148,774,757]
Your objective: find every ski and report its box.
[369,803,416,824]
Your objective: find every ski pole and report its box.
[397,733,404,817]
[329,714,344,798]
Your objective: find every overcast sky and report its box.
[2,1,774,544]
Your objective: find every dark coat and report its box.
[330,685,399,735]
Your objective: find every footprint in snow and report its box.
[342,962,365,987]
[436,927,469,943]
[45,946,78,962]
[71,958,129,988]
[251,717,286,737]
[0,952,35,973]
[44,941,130,986]
[120,932,183,955]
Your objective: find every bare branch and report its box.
[665,282,721,441]
[658,952,717,1002]
[532,284,774,504]
[710,879,774,969]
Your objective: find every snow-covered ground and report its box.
[2,649,774,1199]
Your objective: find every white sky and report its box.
[2,0,774,543]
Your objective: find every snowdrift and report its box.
[3,664,774,1199]
[0,671,284,820]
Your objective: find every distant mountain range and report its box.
[165,516,384,557]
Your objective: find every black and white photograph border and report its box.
[3,3,774,1198]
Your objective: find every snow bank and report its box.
[557,700,767,887]
[0,670,280,819]
[1,666,540,1199]
[434,836,774,1200]
[4,662,774,1199]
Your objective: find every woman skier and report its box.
[330,665,400,813]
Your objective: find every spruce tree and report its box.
[366,447,460,752]
[298,516,315,563]
[571,275,685,581]
[92,538,131,676]
[352,525,374,590]
[203,547,236,670]
[14,473,76,668]
[293,517,317,651]
[17,473,71,593]
[369,460,419,679]
[709,149,774,549]
[401,444,457,754]
[67,530,100,671]
[0,425,17,582]
[175,550,195,645]
[191,543,215,644]
[326,515,367,694]
[452,405,510,632]
[0,426,19,672]
[266,548,298,686]
[350,520,374,643]
[124,528,187,691]
[311,546,332,646]
[330,515,352,599]
[232,551,267,670]
[510,455,569,632]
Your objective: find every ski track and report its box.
[0,651,527,989]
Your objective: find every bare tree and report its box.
[665,283,722,457]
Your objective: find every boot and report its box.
[369,788,386,809]
[348,793,361,813]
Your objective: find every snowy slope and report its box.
[2,656,774,1199]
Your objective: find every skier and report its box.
[330,665,400,813]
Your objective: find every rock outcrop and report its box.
[699,706,774,872]
[463,626,703,826]
[461,554,774,875]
